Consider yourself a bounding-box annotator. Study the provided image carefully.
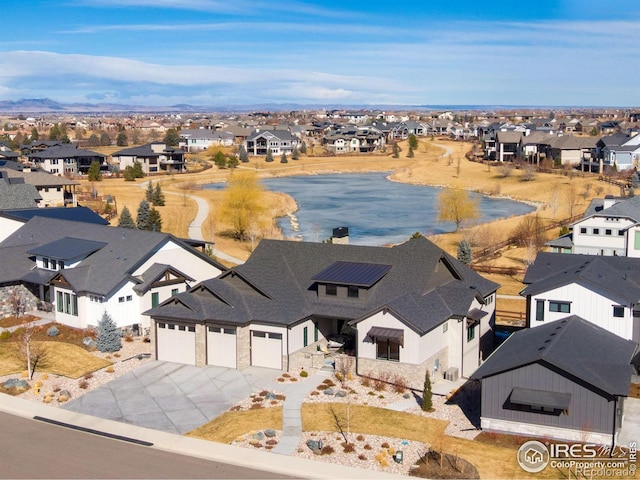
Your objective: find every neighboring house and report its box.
[597,133,640,172]
[20,140,65,156]
[520,251,640,342]
[112,143,186,174]
[0,217,226,330]
[323,125,386,154]
[244,129,299,156]
[179,129,235,152]
[472,316,637,445]
[145,237,499,387]
[544,135,598,167]
[495,131,522,162]
[0,172,41,209]
[27,145,106,175]
[0,165,78,207]
[0,142,19,161]
[391,121,429,139]
[547,195,640,256]
[0,206,108,243]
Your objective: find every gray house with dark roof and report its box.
[472,316,637,445]
[145,237,499,386]
[244,129,299,156]
[112,142,186,174]
[0,217,225,329]
[27,145,106,175]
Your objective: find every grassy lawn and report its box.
[187,407,283,444]
[0,341,111,378]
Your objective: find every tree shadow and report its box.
[445,380,481,429]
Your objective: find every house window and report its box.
[188,326,195,332]
[303,326,308,347]
[151,292,159,307]
[51,259,57,270]
[467,324,476,342]
[126,295,132,302]
[347,286,359,298]
[635,232,640,250]
[593,228,599,235]
[119,297,125,303]
[326,284,337,296]
[549,301,570,313]
[613,305,625,318]
[314,323,319,342]
[443,322,448,333]
[580,227,587,234]
[171,288,179,296]
[605,229,612,236]
[376,339,400,362]
[536,300,545,321]
[57,291,63,312]
[43,258,49,269]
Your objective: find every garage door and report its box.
[207,326,237,368]
[156,322,196,365]
[251,331,282,370]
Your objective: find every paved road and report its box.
[0,412,290,479]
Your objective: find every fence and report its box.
[495,310,526,326]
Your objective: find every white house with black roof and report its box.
[521,252,640,343]
[27,145,106,175]
[244,129,299,156]
[112,142,186,174]
[472,316,637,445]
[145,237,499,387]
[0,217,225,329]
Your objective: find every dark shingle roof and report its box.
[147,237,499,333]
[521,252,640,306]
[471,316,637,396]
[0,179,41,209]
[27,237,107,262]
[0,206,108,225]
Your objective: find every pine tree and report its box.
[214,150,227,168]
[280,152,288,163]
[100,132,111,146]
[291,146,299,160]
[146,180,154,202]
[136,199,151,229]
[457,239,473,264]
[152,183,165,206]
[146,207,163,232]
[118,206,136,228]
[132,161,144,178]
[265,148,273,162]
[87,160,103,182]
[238,145,249,163]
[408,133,418,150]
[392,143,400,158]
[227,155,239,169]
[422,370,433,411]
[116,132,128,146]
[300,142,307,154]
[407,145,415,158]
[96,311,121,353]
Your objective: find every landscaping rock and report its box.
[323,387,335,396]
[47,326,60,337]
[265,392,277,400]
[3,378,28,390]
[335,390,347,398]
[306,439,323,454]
[264,429,276,438]
[59,389,72,399]
[403,392,411,399]
[252,431,264,440]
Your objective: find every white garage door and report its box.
[156,322,196,365]
[251,331,282,370]
[207,326,237,368]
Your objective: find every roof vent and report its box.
[537,346,546,351]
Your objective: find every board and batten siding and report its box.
[288,318,318,352]
[572,216,632,256]
[481,362,615,435]
[356,310,420,364]
[529,283,633,340]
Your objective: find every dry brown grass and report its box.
[186,407,283,444]
[0,341,111,378]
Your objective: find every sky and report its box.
[0,0,638,107]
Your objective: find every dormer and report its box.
[27,237,106,270]
[311,261,391,301]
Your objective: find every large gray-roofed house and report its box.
[0,165,79,207]
[0,173,41,209]
[111,142,186,174]
[472,316,637,445]
[520,252,640,342]
[0,216,225,329]
[28,145,106,175]
[145,237,499,386]
[244,129,299,156]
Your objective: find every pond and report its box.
[205,172,535,246]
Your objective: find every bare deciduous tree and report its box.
[9,288,27,318]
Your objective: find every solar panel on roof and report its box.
[311,261,391,287]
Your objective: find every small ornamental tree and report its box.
[457,239,473,264]
[123,165,137,181]
[96,311,121,352]
[214,150,227,169]
[87,160,103,182]
[300,142,307,154]
[407,145,415,158]
[422,370,433,411]
[265,148,274,162]
[227,155,239,169]
[118,206,136,229]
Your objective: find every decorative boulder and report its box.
[252,431,265,441]
[323,387,335,396]
[335,390,347,398]
[82,337,96,350]
[59,389,72,399]
[3,378,28,390]
[265,392,277,400]
[47,325,60,337]
[306,439,323,454]
[264,429,276,438]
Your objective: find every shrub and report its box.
[0,331,11,340]
[250,403,263,410]
[275,394,286,401]
[358,454,367,461]
[356,434,365,442]
[373,377,386,392]
[392,375,409,394]
[364,444,372,450]
[84,373,93,380]
[266,439,278,446]
[290,377,298,382]
[105,366,115,373]
[277,377,285,382]
[381,442,390,448]
[342,443,356,453]
[322,379,335,386]
[259,390,269,396]
[299,370,308,377]
[47,326,60,337]
[78,379,89,389]
[361,376,372,387]
[124,334,134,343]
[310,390,319,396]
[251,397,264,403]
[317,384,329,391]
[282,373,291,378]
[321,445,335,455]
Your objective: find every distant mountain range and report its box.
[0,98,614,115]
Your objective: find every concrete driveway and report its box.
[618,397,640,447]
[62,361,283,434]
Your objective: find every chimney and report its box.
[331,226,349,245]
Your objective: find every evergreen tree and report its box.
[146,180,154,202]
[291,146,299,160]
[408,133,418,150]
[132,161,144,178]
[280,152,288,163]
[116,132,128,146]
[457,239,473,264]
[100,132,111,146]
[117,206,136,228]
[163,128,181,147]
[49,124,60,140]
[30,128,39,141]
[123,165,137,181]
[152,183,165,206]
[238,145,249,163]
[87,160,103,182]
[96,311,121,353]
[87,133,100,147]
[265,148,273,162]
[214,150,227,168]
[407,145,414,158]
[136,199,151,229]
[146,207,163,232]
[392,143,400,158]
[227,155,239,169]
[422,370,433,411]
[300,142,307,154]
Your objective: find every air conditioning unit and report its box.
[445,367,459,382]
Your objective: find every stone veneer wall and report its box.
[236,325,251,370]
[195,323,206,367]
[0,285,39,318]
[481,418,613,446]
[356,346,449,391]
[288,342,327,372]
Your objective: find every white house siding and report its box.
[139,283,185,330]
[133,241,222,284]
[114,155,137,171]
[559,149,582,165]
[287,319,327,371]
[37,186,66,207]
[625,226,640,258]
[356,310,420,364]
[572,217,632,256]
[94,281,140,329]
[529,283,634,340]
[53,286,83,329]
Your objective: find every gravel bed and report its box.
[0,338,152,406]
